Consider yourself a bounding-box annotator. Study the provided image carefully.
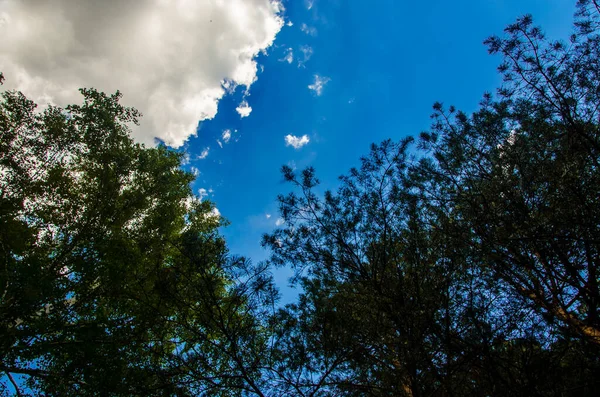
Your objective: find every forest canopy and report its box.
[1,1,600,396]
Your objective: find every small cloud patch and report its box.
[301,23,317,36]
[298,45,313,68]
[280,47,294,64]
[308,75,330,96]
[198,147,210,159]
[198,188,209,200]
[236,101,252,118]
[222,129,232,143]
[285,134,310,149]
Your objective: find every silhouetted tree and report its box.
[264,1,600,395]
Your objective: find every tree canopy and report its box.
[263,1,600,395]
[2,1,600,396]
[0,85,276,396]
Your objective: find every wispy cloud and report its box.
[280,47,294,64]
[275,218,285,226]
[308,75,330,96]
[301,23,317,36]
[198,147,210,159]
[298,45,313,68]
[198,188,209,200]
[222,129,232,143]
[285,134,310,149]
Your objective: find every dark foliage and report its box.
[3,1,600,396]
[263,1,600,395]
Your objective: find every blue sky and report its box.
[0,0,578,303]
[181,0,577,301]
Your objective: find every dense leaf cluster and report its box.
[0,87,275,396]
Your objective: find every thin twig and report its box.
[6,372,23,397]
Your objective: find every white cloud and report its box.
[222,129,232,143]
[275,217,285,226]
[308,74,330,96]
[285,134,310,149]
[190,166,200,177]
[266,214,272,219]
[221,79,236,94]
[280,47,294,64]
[286,21,293,27]
[236,101,252,118]
[305,0,315,10]
[301,23,317,36]
[298,45,313,67]
[198,147,210,159]
[0,0,284,148]
[198,188,209,200]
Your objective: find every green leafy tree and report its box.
[0,83,276,396]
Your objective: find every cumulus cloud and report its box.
[275,217,285,226]
[236,101,252,118]
[308,75,330,96]
[266,214,272,219]
[301,23,317,36]
[0,0,284,147]
[285,134,310,149]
